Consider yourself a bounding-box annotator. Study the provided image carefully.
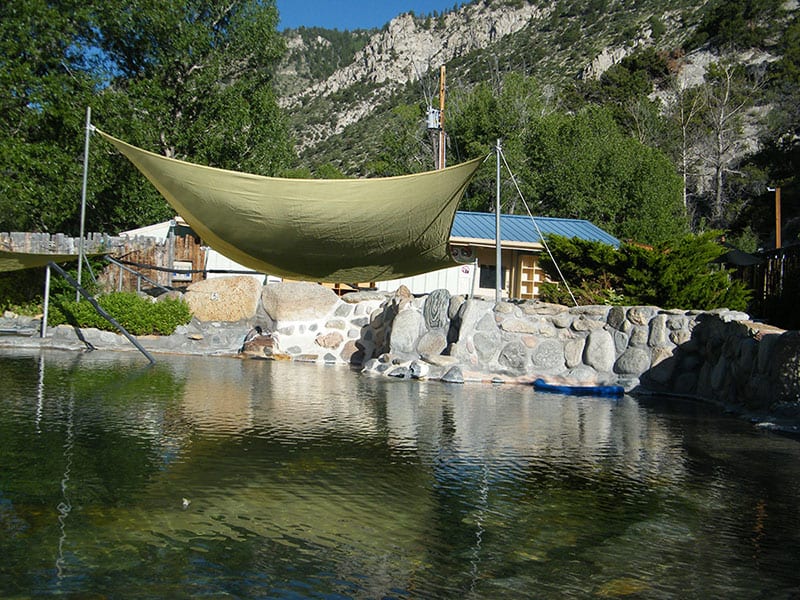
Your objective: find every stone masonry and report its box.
[239,283,799,417]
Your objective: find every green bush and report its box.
[49,292,192,335]
[538,232,752,311]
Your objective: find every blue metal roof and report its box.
[451,211,620,247]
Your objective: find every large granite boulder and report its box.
[260,282,340,322]
[185,276,262,322]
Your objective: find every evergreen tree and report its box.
[538,233,751,311]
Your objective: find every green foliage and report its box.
[447,73,544,211]
[0,256,107,314]
[0,270,47,314]
[725,226,760,254]
[649,15,666,40]
[0,1,98,233]
[537,236,625,305]
[524,106,688,244]
[688,0,783,49]
[1,0,291,235]
[365,103,433,176]
[49,292,192,335]
[288,27,373,80]
[538,233,751,311]
[622,232,751,310]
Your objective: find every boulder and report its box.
[771,331,800,402]
[261,282,340,322]
[423,289,451,329]
[389,309,424,356]
[185,276,262,322]
[418,329,448,356]
[584,329,616,372]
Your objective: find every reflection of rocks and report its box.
[379,379,687,485]
[179,358,254,433]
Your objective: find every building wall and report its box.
[375,244,545,300]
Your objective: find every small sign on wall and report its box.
[172,260,193,282]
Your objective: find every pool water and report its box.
[1,348,799,598]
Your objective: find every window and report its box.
[479,264,506,290]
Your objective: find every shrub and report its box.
[538,233,752,311]
[49,292,192,336]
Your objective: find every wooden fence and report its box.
[0,231,207,293]
[744,244,800,330]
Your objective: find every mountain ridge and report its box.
[276,0,715,162]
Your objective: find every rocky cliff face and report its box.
[277,0,785,175]
[278,2,547,151]
[282,4,544,108]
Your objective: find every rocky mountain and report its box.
[278,2,543,150]
[276,0,792,177]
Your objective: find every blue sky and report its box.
[276,1,464,31]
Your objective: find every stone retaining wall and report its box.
[241,282,799,415]
[3,277,795,420]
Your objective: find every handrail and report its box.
[47,262,156,364]
[104,255,172,294]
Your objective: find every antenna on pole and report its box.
[426,65,447,170]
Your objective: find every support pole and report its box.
[48,262,156,364]
[495,139,502,303]
[768,186,782,249]
[77,106,92,302]
[41,264,51,338]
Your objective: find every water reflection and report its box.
[1,349,799,599]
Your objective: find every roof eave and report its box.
[449,236,544,251]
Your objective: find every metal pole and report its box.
[495,139,502,303]
[48,262,156,364]
[77,106,92,301]
[41,264,51,338]
[775,186,782,249]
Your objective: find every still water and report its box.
[1,348,799,599]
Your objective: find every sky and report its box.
[276,1,464,31]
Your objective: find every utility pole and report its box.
[438,65,446,170]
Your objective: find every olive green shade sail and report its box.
[0,250,81,272]
[97,129,483,282]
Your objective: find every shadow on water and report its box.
[0,349,799,598]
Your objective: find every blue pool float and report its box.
[533,378,625,398]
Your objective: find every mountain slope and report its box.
[276,0,710,168]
